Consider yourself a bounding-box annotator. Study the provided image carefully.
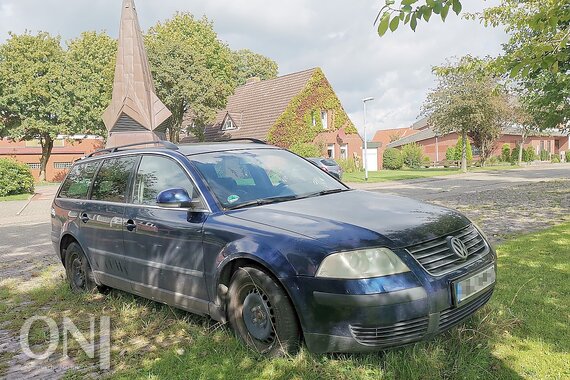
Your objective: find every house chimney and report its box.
[245,77,261,85]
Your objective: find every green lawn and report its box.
[343,165,518,183]
[0,193,33,202]
[0,222,568,379]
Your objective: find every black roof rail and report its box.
[86,140,179,158]
[222,138,266,144]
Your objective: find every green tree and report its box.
[232,49,278,86]
[146,13,235,142]
[422,57,508,171]
[60,31,116,137]
[0,32,66,181]
[454,136,472,162]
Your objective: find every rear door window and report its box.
[91,156,138,203]
[58,161,99,199]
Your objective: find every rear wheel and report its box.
[227,266,300,357]
[64,242,98,293]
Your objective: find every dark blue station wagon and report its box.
[51,140,496,356]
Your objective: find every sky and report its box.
[0,0,508,138]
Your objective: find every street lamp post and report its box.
[362,97,374,181]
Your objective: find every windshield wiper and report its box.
[304,188,349,198]
[226,195,300,210]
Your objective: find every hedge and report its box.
[0,159,35,197]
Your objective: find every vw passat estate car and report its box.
[51,140,496,356]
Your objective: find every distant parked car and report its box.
[307,157,343,180]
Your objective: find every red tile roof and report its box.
[196,68,318,142]
[372,127,419,148]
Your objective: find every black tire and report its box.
[227,266,300,357]
[64,242,98,293]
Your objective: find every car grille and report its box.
[439,287,494,331]
[405,224,490,276]
[350,316,429,347]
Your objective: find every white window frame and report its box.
[54,162,73,169]
[327,144,335,159]
[340,144,348,160]
[321,110,328,129]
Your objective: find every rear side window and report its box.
[58,161,99,199]
[321,159,337,166]
[91,156,137,203]
[133,155,199,205]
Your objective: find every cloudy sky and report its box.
[0,0,507,138]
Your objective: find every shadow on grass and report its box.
[4,221,570,379]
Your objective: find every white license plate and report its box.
[453,265,496,306]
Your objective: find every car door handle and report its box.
[125,219,136,232]
[80,213,89,223]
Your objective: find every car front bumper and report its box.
[282,252,496,353]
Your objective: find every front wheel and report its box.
[64,242,98,293]
[227,266,300,357]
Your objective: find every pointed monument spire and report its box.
[103,0,171,147]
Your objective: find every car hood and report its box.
[227,190,470,249]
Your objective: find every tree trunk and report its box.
[518,134,526,166]
[461,130,467,173]
[39,134,54,182]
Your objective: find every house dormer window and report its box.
[221,114,236,131]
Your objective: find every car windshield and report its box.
[190,148,347,209]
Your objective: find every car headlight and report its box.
[315,248,410,279]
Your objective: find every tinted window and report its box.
[321,159,337,166]
[133,155,198,205]
[91,156,137,203]
[58,161,99,199]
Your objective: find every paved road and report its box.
[349,164,570,242]
[348,164,570,201]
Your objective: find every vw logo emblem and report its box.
[447,236,469,260]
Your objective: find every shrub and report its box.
[337,158,361,173]
[540,149,550,161]
[501,143,511,162]
[445,146,456,162]
[0,159,35,197]
[524,146,537,162]
[423,156,431,168]
[566,151,570,163]
[289,142,321,158]
[383,148,403,170]
[455,137,473,162]
[511,144,521,163]
[551,155,560,163]
[401,143,424,168]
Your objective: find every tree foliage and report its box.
[60,32,116,137]
[422,57,509,170]
[0,32,66,181]
[232,49,278,85]
[145,13,236,142]
[375,0,462,36]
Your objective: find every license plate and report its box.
[453,265,496,306]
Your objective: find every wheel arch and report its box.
[215,255,304,337]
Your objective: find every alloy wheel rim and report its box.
[71,255,85,289]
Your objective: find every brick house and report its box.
[0,136,104,181]
[182,68,363,161]
[373,117,569,167]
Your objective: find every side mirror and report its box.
[156,188,192,208]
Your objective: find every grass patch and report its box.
[0,193,32,202]
[1,223,568,379]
